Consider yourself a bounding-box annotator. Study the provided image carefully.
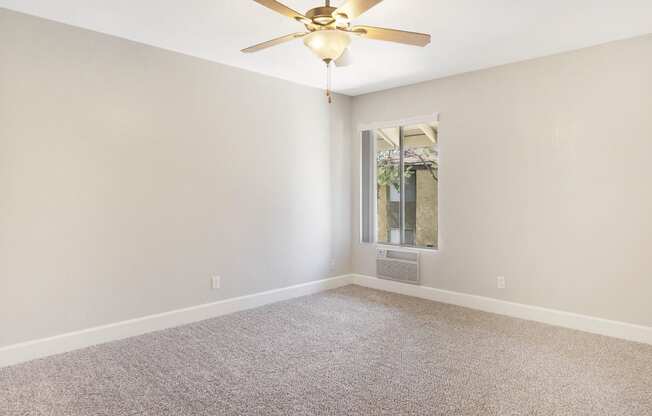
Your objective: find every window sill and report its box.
[372,243,439,254]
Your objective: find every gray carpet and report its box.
[2,285,652,415]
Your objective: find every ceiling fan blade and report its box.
[334,0,383,20]
[241,32,307,53]
[350,25,431,47]
[252,0,310,23]
[334,48,353,67]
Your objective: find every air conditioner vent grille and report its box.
[376,249,420,284]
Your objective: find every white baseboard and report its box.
[4,274,650,368]
[0,275,355,368]
[352,274,652,346]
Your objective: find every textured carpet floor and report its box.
[1,285,652,415]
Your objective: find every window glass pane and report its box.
[375,127,401,245]
[403,123,438,248]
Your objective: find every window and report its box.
[361,118,438,249]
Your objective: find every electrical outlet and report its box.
[329,259,336,272]
[497,276,506,289]
[211,276,221,290]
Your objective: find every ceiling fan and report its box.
[242,0,431,102]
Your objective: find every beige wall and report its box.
[351,34,652,327]
[0,9,351,347]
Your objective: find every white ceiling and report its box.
[2,0,652,95]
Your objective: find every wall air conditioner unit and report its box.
[376,248,420,284]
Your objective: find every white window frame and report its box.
[359,113,440,252]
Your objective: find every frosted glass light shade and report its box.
[303,30,351,62]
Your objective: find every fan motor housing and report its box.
[306,6,338,26]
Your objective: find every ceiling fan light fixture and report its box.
[245,0,431,103]
[303,29,351,62]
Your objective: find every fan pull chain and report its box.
[326,62,332,104]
